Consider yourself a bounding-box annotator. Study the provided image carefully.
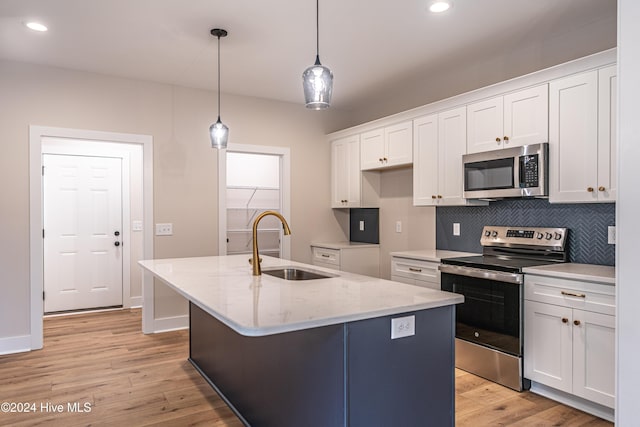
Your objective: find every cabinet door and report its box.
[384,121,413,167]
[331,136,360,208]
[413,114,439,206]
[360,129,385,170]
[549,71,599,203]
[597,65,617,202]
[466,96,503,154]
[438,107,467,204]
[524,301,573,393]
[572,309,615,408]
[504,84,549,149]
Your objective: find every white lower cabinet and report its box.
[390,257,440,290]
[311,245,379,278]
[524,275,615,410]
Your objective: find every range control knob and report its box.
[554,232,562,240]
[536,232,544,239]
[545,232,553,240]
[485,230,491,237]
[491,231,498,238]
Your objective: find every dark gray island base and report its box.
[189,302,455,427]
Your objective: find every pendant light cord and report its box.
[217,34,221,120]
[316,0,319,57]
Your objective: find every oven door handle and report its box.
[439,264,524,284]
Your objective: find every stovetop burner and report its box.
[441,225,569,272]
[442,255,563,274]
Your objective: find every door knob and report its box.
[573,320,581,326]
[496,137,501,143]
[598,186,606,192]
[562,318,569,323]
[587,187,594,192]
[503,136,509,142]
[114,241,121,247]
[114,231,120,236]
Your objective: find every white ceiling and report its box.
[0,0,617,112]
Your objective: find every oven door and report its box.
[440,265,523,357]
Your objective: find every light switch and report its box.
[359,220,365,231]
[453,223,460,236]
[132,220,143,232]
[395,221,402,233]
[155,223,173,236]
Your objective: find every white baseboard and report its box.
[530,382,614,422]
[152,315,189,333]
[129,296,142,308]
[0,335,32,356]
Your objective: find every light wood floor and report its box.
[0,309,612,427]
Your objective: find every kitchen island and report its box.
[139,255,463,427]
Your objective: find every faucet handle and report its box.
[248,257,263,265]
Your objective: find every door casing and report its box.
[29,126,153,350]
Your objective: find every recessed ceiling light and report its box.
[429,1,451,13]
[25,22,48,32]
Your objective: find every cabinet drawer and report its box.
[391,257,440,284]
[312,247,340,267]
[524,274,615,316]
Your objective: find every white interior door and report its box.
[43,154,123,313]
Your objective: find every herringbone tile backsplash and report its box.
[436,199,615,266]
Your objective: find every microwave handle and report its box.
[516,155,523,188]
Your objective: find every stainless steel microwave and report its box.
[462,143,548,199]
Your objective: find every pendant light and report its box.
[302,0,333,109]
[210,28,229,149]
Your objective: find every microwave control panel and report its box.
[519,154,539,188]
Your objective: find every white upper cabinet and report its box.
[439,107,468,204]
[331,135,361,208]
[414,108,487,206]
[360,121,413,170]
[549,66,616,203]
[597,65,617,201]
[467,85,548,154]
[413,114,439,206]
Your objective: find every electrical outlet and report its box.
[391,315,415,339]
[608,226,616,244]
[453,223,460,236]
[132,220,143,232]
[155,223,173,236]
[359,220,365,231]
[395,221,402,233]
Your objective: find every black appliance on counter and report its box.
[440,225,568,391]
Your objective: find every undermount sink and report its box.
[262,267,336,281]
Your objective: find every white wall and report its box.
[616,0,640,423]
[0,60,348,348]
[378,168,436,279]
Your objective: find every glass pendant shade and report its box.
[303,56,333,109]
[210,117,229,149]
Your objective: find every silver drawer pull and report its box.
[408,267,422,272]
[321,254,331,258]
[561,290,586,298]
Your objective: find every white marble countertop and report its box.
[389,249,480,262]
[311,241,380,249]
[523,263,615,285]
[139,255,463,337]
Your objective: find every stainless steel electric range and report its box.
[439,226,568,391]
